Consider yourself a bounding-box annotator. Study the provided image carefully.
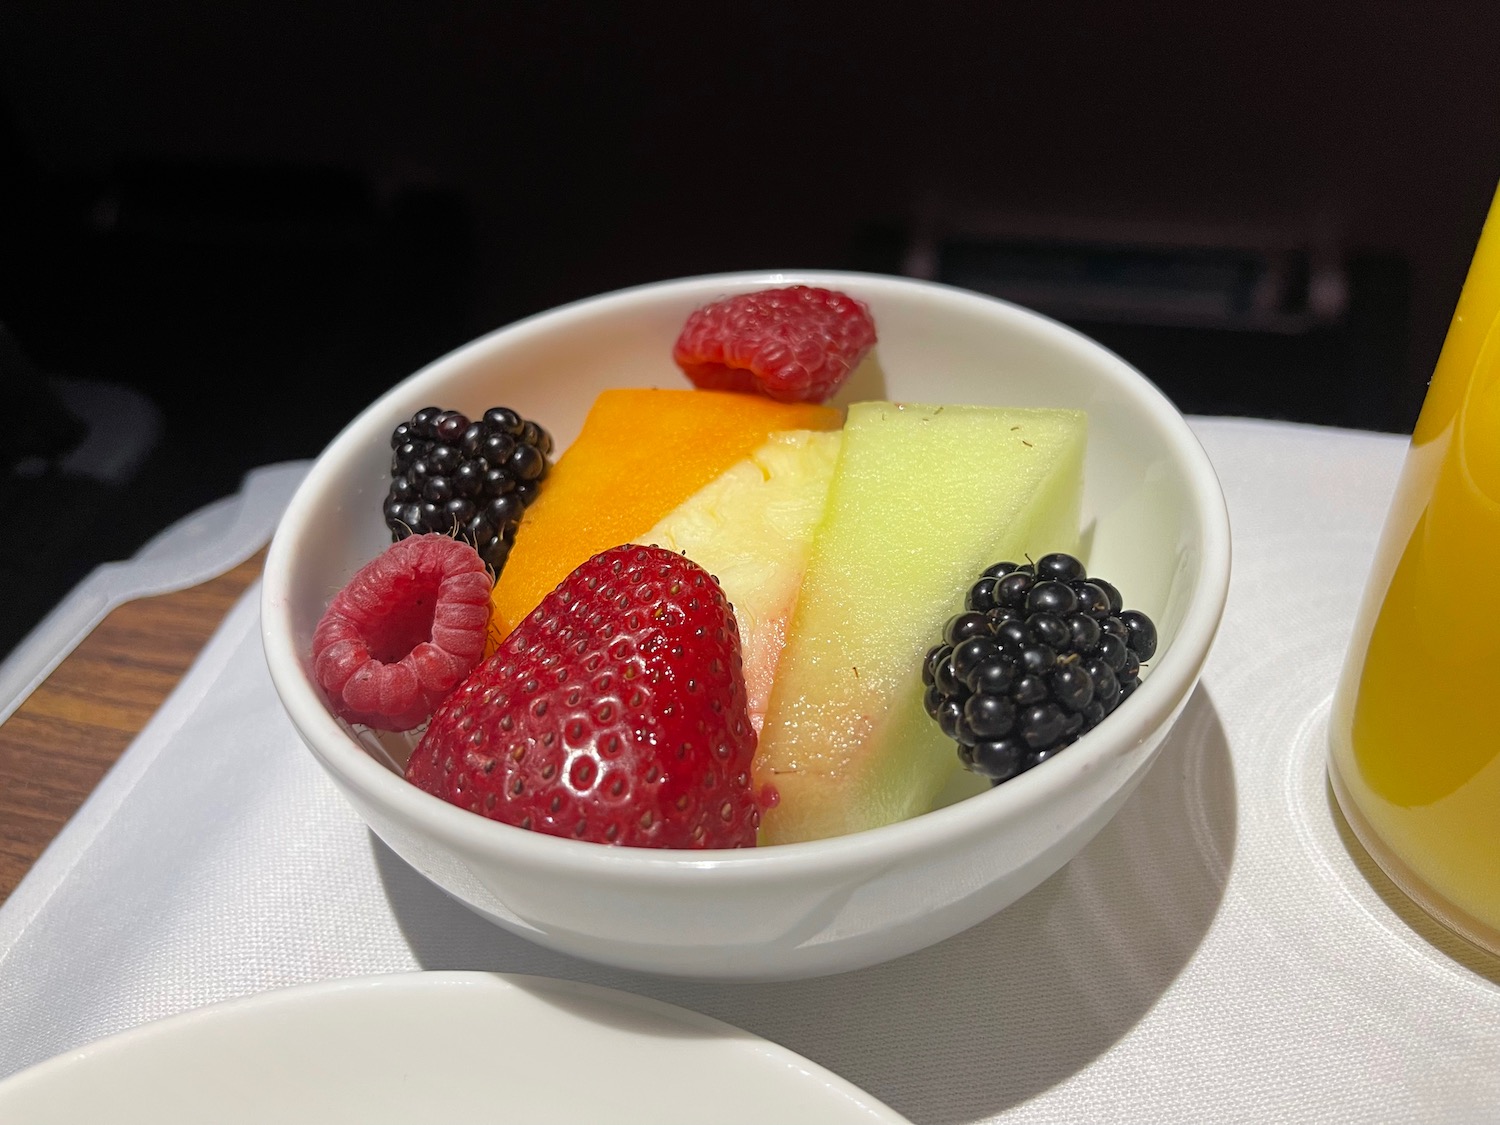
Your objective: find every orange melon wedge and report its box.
[487,388,842,651]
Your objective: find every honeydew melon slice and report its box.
[756,401,1087,845]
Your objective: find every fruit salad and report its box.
[310,285,1156,850]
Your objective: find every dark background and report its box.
[3,2,1500,663]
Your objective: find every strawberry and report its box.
[404,544,761,848]
[672,285,877,404]
[311,533,492,732]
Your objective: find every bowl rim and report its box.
[261,268,1232,880]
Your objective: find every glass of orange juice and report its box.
[1329,182,1500,955]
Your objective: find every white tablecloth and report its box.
[2,418,1497,1123]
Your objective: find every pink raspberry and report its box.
[311,533,492,731]
[672,285,878,404]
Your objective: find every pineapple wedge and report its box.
[639,429,842,734]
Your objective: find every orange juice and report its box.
[1329,183,1500,953]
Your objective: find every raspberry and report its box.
[311,534,493,731]
[404,544,761,849]
[922,552,1158,785]
[672,285,877,404]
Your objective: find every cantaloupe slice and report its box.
[638,429,843,734]
[756,401,1087,845]
[487,388,841,651]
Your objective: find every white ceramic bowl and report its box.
[261,270,1231,981]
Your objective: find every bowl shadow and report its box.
[374,684,1235,1124]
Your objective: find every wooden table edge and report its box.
[0,549,268,907]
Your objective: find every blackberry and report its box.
[922,552,1158,786]
[384,404,553,575]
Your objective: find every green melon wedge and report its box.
[756,401,1087,845]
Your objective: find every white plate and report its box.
[0,971,911,1124]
